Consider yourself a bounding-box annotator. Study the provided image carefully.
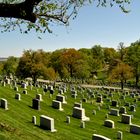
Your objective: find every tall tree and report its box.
[109,62,133,90]
[61,48,82,78]
[16,49,49,84]
[0,0,130,33]
[126,40,140,87]
[3,56,19,76]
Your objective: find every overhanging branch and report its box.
[0,0,42,22]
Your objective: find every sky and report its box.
[0,0,140,57]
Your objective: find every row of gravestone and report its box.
[1,82,140,139]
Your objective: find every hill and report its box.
[0,84,140,140]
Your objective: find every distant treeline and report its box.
[1,40,140,89]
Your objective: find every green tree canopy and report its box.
[0,0,131,33]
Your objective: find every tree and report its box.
[61,48,82,78]
[2,56,19,76]
[109,62,133,90]
[16,49,49,84]
[0,0,130,33]
[126,40,140,87]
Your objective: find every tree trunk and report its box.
[0,0,42,22]
[135,74,139,88]
[121,80,124,90]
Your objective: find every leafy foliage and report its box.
[0,0,131,34]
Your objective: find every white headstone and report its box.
[40,115,57,132]
[52,100,63,111]
[0,98,8,110]
[72,107,90,121]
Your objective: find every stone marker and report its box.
[40,115,57,132]
[50,89,54,95]
[56,95,67,104]
[105,114,108,119]
[109,108,119,116]
[32,99,40,110]
[14,86,18,91]
[58,89,63,94]
[36,94,43,101]
[121,114,131,124]
[130,105,136,112]
[130,124,140,134]
[52,100,63,111]
[2,81,6,87]
[82,98,87,103]
[32,116,36,125]
[15,93,21,100]
[125,102,130,107]
[111,100,118,107]
[74,102,82,108]
[23,90,27,94]
[0,98,8,110]
[80,121,85,128]
[71,90,77,99]
[119,106,127,114]
[104,119,114,128]
[72,107,90,121]
[66,116,70,124]
[96,96,103,103]
[93,110,96,115]
[21,83,27,89]
[117,131,123,140]
[92,134,111,140]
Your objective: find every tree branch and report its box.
[0,0,42,23]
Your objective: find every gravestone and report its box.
[80,121,85,128]
[74,102,82,108]
[117,131,123,140]
[111,100,118,107]
[66,116,70,124]
[92,134,111,140]
[125,102,130,107]
[23,90,27,94]
[71,90,77,99]
[130,124,140,134]
[121,114,131,124]
[119,106,127,114]
[96,96,103,103]
[15,93,21,100]
[44,88,48,93]
[40,115,57,132]
[56,95,67,104]
[32,116,36,125]
[2,81,6,87]
[93,110,96,115]
[50,89,54,95]
[32,99,40,110]
[52,100,63,111]
[130,105,136,112]
[82,98,87,103]
[104,119,114,128]
[14,86,18,91]
[5,78,10,84]
[48,85,53,91]
[36,94,43,101]
[109,108,119,116]
[0,98,8,110]
[72,107,90,121]
[105,114,108,119]
[58,89,63,95]
[21,83,27,89]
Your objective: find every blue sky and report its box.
[0,0,140,57]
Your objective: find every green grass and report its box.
[0,84,140,140]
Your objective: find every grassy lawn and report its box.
[0,84,140,140]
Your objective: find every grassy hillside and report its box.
[0,84,140,140]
